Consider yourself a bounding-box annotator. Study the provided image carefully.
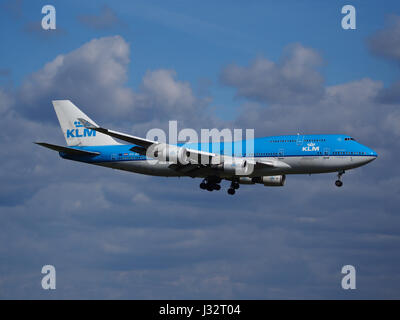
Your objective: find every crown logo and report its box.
[307,142,315,147]
[74,120,83,128]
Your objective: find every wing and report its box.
[254,159,291,169]
[78,118,215,161]
[78,118,154,148]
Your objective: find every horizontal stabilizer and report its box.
[35,142,100,156]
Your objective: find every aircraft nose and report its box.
[369,148,378,158]
[364,147,377,164]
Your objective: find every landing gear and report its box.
[227,180,239,195]
[200,177,241,194]
[335,170,345,187]
[335,180,343,187]
[199,177,222,192]
[231,181,240,190]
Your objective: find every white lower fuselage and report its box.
[95,155,376,178]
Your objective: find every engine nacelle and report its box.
[152,144,191,164]
[238,177,255,184]
[252,175,286,187]
[218,159,248,175]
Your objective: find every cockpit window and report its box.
[344,137,356,141]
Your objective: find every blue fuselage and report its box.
[59,134,377,178]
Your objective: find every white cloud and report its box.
[368,15,400,62]
[19,35,133,121]
[132,192,151,204]
[220,43,324,105]
[17,35,213,132]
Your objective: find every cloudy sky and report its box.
[1,0,400,299]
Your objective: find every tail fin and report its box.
[52,100,119,146]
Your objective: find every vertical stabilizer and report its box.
[52,100,119,146]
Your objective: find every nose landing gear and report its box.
[335,170,345,187]
[335,180,343,187]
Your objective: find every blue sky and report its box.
[1,0,399,117]
[1,0,400,299]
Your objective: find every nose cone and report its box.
[369,148,378,158]
[363,147,377,165]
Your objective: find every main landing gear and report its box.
[227,180,240,195]
[335,170,345,187]
[199,177,222,192]
[199,177,239,195]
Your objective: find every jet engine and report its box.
[252,175,286,186]
[218,158,248,175]
[152,144,191,164]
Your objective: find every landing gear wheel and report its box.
[200,182,206,190]
[214,184,221,191]
[207,185,214,191]
[335,170,345,187]
[230,181,240,190]
[335,180,343,187]
[227,188,235,195]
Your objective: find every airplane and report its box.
[36,100,378,195]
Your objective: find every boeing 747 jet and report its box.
[36,100,378,195]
